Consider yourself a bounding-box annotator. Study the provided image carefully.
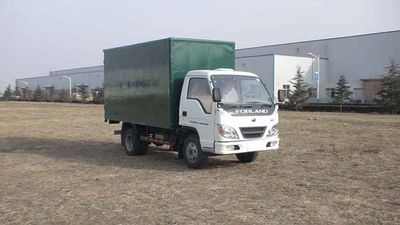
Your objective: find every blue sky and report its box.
[0,0,399,91]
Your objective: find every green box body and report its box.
[104,38,235,129]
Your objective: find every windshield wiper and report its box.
[246,102,273,107]
[225,104,252,110]
[261,104,273,107]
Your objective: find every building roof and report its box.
[237,29,400,51]
[49,65,104,76]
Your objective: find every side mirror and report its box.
[212,88,221,102]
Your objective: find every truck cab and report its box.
[178,68,279,168]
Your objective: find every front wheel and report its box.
[236,152,259,163]
[183,135,207,169]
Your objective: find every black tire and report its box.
[236,152,259,163]
[121,123,131,146]
[153,143,163,147]
[183,135,207,169]
[123,127,148,156]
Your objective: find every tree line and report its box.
[1,83,104,104]
[285,62,400,113]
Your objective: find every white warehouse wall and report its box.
[325,33,400,87]
[274,55,328,103]
[236,55,328,103]
[236,55,274,97]
[16,66,104,91]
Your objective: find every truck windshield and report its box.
[211,75,273,105]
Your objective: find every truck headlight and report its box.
[267,124,279,137]
[217,124,239,139]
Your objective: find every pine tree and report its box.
[288,67,311,111]
[3,85,12,100]
[77,84,89,103]
[45,85,57,102]
[376,62,400,114]
[13,87,22,100]
[333,75,353,112]
[22,87,33,101]
[58,90,70,102]
[33,86,45,101]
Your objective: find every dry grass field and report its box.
[0,101,399,225]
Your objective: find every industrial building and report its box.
[15,30,400,104]
[236,30,400,103]
[15,65,104,94]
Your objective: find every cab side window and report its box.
[187,78,212,114]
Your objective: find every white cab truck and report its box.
[179,69,279,165]
[104,38,279,169]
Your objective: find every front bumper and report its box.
[212,137,279,154]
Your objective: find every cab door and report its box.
[179,77,214,150]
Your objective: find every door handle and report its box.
[182,111,187,117]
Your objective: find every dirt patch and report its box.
[0,102,399,224]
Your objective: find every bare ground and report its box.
[0,101,399,225]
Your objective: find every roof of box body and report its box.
[103,37,235,52]
[49,65,104,76]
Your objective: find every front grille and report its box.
[240,127,266,139]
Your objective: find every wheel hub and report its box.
[126,133,133,151]
[186,142,198,162]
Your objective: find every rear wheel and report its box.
[123,127,148,156]
[183,135,207,169]
[236,152,259,163]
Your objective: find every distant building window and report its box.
[352,88,364,104]
[278,85,290,102]
[310,88,317,98]
[278,90,287,102]
[326,88,335,98]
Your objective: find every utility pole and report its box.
[308,52,320,102]
[62,75,72,98]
